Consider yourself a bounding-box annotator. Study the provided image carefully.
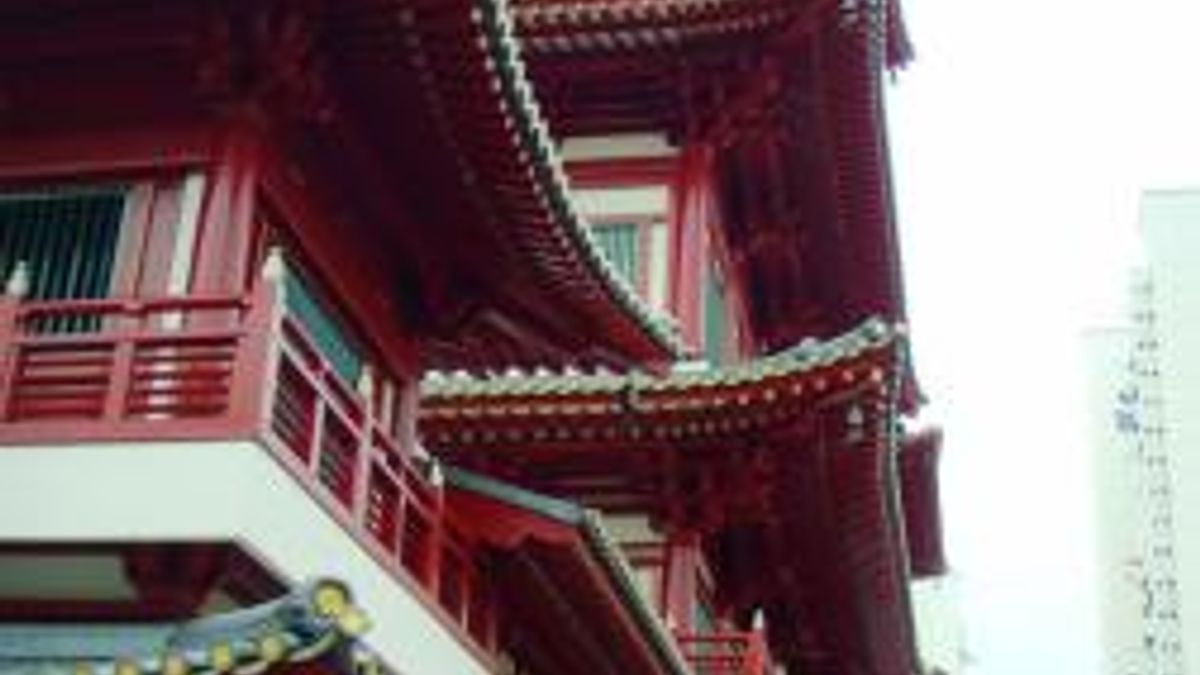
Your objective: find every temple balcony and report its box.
[0,260,495,675]
[0,261,774,675]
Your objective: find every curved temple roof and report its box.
[495,0,918,378]
[385,0,685,367]
[0,580,373,675]
[420,319,924,675]
[476,0,685,356]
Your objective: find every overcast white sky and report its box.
[887,0,1200,673]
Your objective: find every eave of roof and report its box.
[422,319,900,450]
[512,0,912,68]
[443,467,690,675]
[513,0,797,56]
[390,0,684,368]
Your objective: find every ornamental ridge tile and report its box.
[422,317,900,403]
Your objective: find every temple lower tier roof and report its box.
[423,317,897,404]
[420,319,940,675]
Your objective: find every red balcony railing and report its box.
[0,268,495,654]
[675,631,771,675]
[263,304,496,649]
[0,292,269,440]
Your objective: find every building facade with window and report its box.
[1088,190,1200,675]
[0,2,944,675]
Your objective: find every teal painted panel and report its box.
[283,270,364,386]
[704,266,728,366]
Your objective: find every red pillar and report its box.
[189,123,262,296]
[0,293,20,419]
[670,143,716,353]
[664,532,701,632]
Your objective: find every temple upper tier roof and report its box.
[329,0,686,369]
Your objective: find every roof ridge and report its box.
[422,316,899,399]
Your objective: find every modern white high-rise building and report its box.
[1088,190,1200,675]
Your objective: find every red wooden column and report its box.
[123,544,227,618]
[899,431,946,577]
[0,285,21,418]
[189,123,263,296]
[670,143,717,352]
[227,251,286,434]
[395,379,421,458]
[662,531,701,632]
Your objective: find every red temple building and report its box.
[0,1,945,674]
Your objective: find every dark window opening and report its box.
[0,188,126,331]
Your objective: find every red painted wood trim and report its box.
[0,125,212,182]
[0,599,201,622]
[565,156,679,189]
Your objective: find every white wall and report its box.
[560,133,676,162]
[601,514,660,544]
[0,441,490,675]
[573,186,670,218]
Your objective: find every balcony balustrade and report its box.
[0,262,494,653]
[675,630,771,675]
[0,291,270,439]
